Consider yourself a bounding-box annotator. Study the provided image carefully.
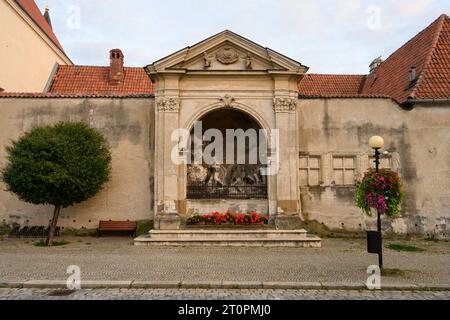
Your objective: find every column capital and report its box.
[273,97,297,113]
[156,97,180,112]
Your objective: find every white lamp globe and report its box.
[369,136,385,149]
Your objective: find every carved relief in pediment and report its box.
[216,46,240,65]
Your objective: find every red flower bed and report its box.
[187,210,269,225]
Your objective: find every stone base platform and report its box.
[134,229,322,247]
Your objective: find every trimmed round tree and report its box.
[1,122,111,245]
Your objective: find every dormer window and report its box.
[409,67,417,82]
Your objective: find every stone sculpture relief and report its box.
[220,94,235,108]
[216,46,239,65]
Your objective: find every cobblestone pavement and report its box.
[0,237,448,285]
[0,288,448,300]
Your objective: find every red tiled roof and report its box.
[298,74,366,96]
[298,14,450,104]
[0,92,153,99]
[15,0,65,54]
[48,65,155,96]
[362,14,450,103]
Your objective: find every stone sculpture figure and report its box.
[245,53,252,70]
[206,157,225,187]
[203,52,212,69]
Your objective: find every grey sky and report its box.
[36,0,449,74]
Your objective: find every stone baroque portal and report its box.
[145,30,309,230]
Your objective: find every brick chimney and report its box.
[109,49,125,85]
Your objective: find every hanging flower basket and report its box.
[356,168,404,218]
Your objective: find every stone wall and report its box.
[298,98,450,238]
[0,97,155,230]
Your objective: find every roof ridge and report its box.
[59,65,146,69]
[409,14,448,100]
[304,73,367,76]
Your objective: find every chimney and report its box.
[109,49,125,85]
[43,5,52,29]
[369,56,383,73]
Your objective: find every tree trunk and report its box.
[46,205,61,246]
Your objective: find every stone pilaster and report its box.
[273,96,302,229]
[154,96,182,230]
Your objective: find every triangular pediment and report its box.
[145,30,308,75]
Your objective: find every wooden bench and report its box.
[97,220,137,237]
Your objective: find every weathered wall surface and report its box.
[298,98,450,238]
[0,98,154,230]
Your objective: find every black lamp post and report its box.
[369,136,385,269]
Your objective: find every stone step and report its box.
[134,229,321,248]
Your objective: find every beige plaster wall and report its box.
[298,98,450,237]
[0,97,154,229]
[0,0,71,92]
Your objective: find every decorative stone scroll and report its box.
[156,97,180,112]
[216,46,239,65]
[273,97,297,113]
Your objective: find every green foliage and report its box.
[34,239,68,247]
[386,243,425,252]
[356,168,404,218]
[1,122,111,208]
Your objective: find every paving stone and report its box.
[1,238,448,288]
[0,288,449,300]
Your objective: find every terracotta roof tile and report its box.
[0,92,153,99]
[48,65,155,96]
[298,74,366,96]
[15,0,65,54]
[362,14,450,103]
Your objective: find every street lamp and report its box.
[369,135,385,269]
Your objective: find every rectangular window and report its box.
[299,155,321,186]
[333,156,356,185]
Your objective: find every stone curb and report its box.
[3,281,450,291]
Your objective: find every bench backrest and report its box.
[99,220,137,230]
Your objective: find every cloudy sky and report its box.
[36,0,449,74]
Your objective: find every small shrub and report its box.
[34,239,68,247]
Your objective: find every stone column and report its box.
[273,97,303,229]
[154,97,182,230]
